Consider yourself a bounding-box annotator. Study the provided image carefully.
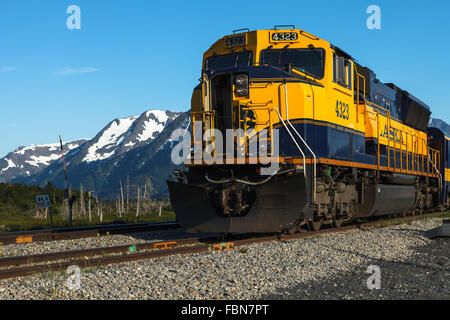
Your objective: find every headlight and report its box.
[234,73,248,86]
[235,85,249,96]
[234,73,249,96]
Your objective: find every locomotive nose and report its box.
[167,173,308,233]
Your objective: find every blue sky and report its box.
[0,0,449,157]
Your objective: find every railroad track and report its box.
[0,211,445,281]
[0,221,179,245]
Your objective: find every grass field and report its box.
[0,183,176,232]
[0,209,176,232]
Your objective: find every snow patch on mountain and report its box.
[81,110,182,163]
[147,110,168,121]
[137,118,166,141]
[83,116,139,162]
[26,154,62,167]
[0,139,89,182]
[1,158,16,172]
[136,110,171,142]
[15,143,59,155]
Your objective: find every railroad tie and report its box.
[15,236,33,244]
[211,242,235,251]
[152,241,177,250]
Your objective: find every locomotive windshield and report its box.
[205,51,253,71]
[261,48,325,79]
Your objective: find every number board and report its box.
[335,100,350,120]
[36,195,50,209]
[225,35,246,47]
[270,32,299,42]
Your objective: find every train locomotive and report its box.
[167,26,449,234]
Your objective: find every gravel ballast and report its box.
[0,217,448,300]
[0,228,189,257]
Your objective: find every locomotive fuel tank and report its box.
[357,184,416,217]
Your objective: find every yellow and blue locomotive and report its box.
[168,26,447,233]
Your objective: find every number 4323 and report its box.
[335,101,349,120]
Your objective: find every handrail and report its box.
[368,100,440,177]
[191,110,216,159]
[183,116,192,161]
[240,105,274,157]
[242,101,314,199]
[355,70,366,124]
[284,83,317,202]
[406,131,408,172]
[183,116,191,136]
[428,149,440,174]
[376,108,380,169]
[241,105,306,172]
[271,107,307,178]
[241,104,307,177]
[429,149,442,190]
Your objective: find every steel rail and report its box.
[0,211,445,281]
[0,221,179,245]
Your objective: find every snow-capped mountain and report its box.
[14,109,189,199]
[82,110,180,163]
[0,140,89,183]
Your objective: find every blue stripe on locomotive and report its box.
[265,118,425,169]
[248,120,448,205]
[248,118,441,191]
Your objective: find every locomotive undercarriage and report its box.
[168,161,443,234]
[284,164,442,234]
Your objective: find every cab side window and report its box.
[333,53,352,90]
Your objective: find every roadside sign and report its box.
[36,195,50,209]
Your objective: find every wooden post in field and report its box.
[68,187,75,224]
[95,194,99,218]
[144,176,151,200]
[59,135,71,226]
[46,183,54,228]
[143,182,147,201]
[120,181,124,217]
[136,187,140,218]
[80,184,85,217]
[159,203,162,217]
[88,191,92,222]
[126,176,130,213]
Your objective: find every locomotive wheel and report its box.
[309,218,323,231]
[333,216,344,228]
[284,224,298,234]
